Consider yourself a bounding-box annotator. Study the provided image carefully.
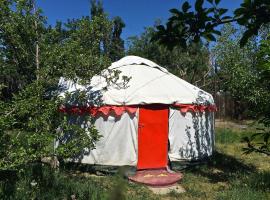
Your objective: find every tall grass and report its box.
[0,164,109,200]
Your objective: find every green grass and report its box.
[0,164,156,200]
[215,128,241,144]
[214,127,257,144]
[1,127,270,199]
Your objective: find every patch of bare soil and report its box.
[148,184,186,195]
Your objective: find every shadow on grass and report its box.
[173,151,256,183]
[208,151,255,172]
[172,150,270,198]
[61,162,137,178]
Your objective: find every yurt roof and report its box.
[59,56,214,106]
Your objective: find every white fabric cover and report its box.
[59,56,214,106]
[67,107,214,166]
[75,111,138,166]
[168,108,215,161]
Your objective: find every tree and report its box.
[0,0,45,100]
[90,0,104,18]
[212,24,259,118]
[212,24,270,155]
[90,0,125,62]
[242,33,270,156]
[0,0,115,170]
[109,16,126,61]
[152,0,270,49]
[150,0,270,156]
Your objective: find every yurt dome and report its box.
[59,55,214,106]
[58,56,216,169]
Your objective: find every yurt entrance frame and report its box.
[137,104,169,169]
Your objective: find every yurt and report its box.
[58,56,216,172]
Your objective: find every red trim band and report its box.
[173,104,217,113]
[58,105,138,117]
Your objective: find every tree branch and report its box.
[246,145,270,156]
[217,17,240,25]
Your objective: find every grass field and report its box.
[1,125,270,199]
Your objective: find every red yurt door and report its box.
[137,104,168,169]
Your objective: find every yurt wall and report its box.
[168,108,215,161]
[64,107,215,166]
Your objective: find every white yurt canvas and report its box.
[58,56,216,169]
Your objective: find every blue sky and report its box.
[37,0,242,42]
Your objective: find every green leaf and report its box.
[240,29,256,47]
[207,7,215,13]
[219,8,228,16]
[204,33,216,41]
[194,35,201,42]
[182,1,191,12]
[264,133,270,143]
[234,8,246,17]
[206,0,213,4]
[221,16,232,20]
[212,29,221,35]
[244,0,251,6]
[237,17,248,25]
[215,0,221,5]
[242,136,250,143]
[195,0,204,12]
[170,8,181,15]
[156,25,165,31]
